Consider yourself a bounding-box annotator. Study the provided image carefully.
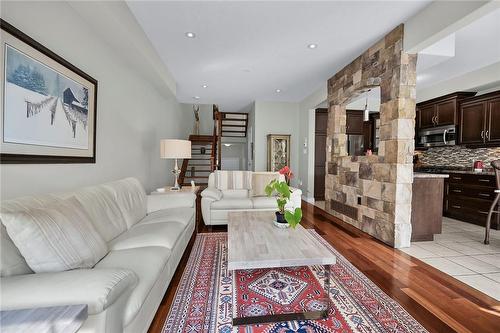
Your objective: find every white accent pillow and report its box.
[1,197,108,273]
[251,172,281,197]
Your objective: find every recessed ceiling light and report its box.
[193,96,200,100]
[275,89,281,93]
[307,43,318,49]
[185,32,196,38]
[202,84,208,88]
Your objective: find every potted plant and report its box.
[265,166,302,228]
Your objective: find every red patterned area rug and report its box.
[163,232,428,333]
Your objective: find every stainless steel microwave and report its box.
[418,125,456,148]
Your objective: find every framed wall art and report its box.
[267,134,290,172]
[0,19,97,164]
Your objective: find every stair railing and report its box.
[211,105,221,171]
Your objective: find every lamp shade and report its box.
[160,139,191,159]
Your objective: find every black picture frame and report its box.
[0,19,97,164]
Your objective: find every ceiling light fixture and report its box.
[202,84,208,88]
[363,90,371,122]
[275,89,281,93]
[307,43,318,49]
[193,96,200,100]
[185,32,196,38]
[224,143,232,147]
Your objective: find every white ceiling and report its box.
[126,1,430,112]
[416,8,500,90]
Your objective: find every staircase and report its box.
[219,112,248,137]
[179,135,214,186]
[178,105,248,186]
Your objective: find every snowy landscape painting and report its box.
[4,45,89,149]
[1,19,97,163]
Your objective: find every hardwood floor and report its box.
[148,201,500,333]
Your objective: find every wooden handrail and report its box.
[211,105,220,171]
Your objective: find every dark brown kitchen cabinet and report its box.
[444,172,499,229]
[459,91,500,146]
[416,92,476,130]
[418,104,436,128]
[346,110,363,135]
[487,97,500,144]
[460,101,486,144]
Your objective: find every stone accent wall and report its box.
[325,25,417,248]
[418,146,500,169]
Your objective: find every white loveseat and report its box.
[0,178,195,333]
[201,171,302,225]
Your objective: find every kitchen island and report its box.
[411,172,449,241]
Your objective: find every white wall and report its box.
[180,103,214,136]
[253,101,300,184]
[0,1,190,199]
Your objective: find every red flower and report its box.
[279,166,294,181]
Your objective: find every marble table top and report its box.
[227,211,336,271]
[0,305,87,333]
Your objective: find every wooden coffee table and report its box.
[227,211,336,326]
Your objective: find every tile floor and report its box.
[402,217,500,300]
[312,200,500,300]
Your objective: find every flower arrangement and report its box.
[264,166,302,228]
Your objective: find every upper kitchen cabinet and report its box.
[459,91,500,146]
[487,97,500,144]
[416,92,477,130]
[346,110,364,135]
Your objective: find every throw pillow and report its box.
[1,197,108,273]
[251,172,280,197]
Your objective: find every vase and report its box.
[274,212,290,228]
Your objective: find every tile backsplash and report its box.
[417,146,500,168]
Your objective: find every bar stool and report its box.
[484,160,500,245]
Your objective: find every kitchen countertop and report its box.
[414,166,495,176]
[413,172,450,179]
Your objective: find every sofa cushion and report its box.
[104,178,147,229]
[214,170,252,190]
[211,198,253,210]
[1,197,108,273]
[251,172,281,197]
[0,268,137,315]
[69,184,127,242]
[108,222,186,251]
[138,208,194,227]
[95,246,170,325]
[251,196,278,209]
[1,194,62,277]
[222,189,249,199]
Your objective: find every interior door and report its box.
[460,101,486,144]
[314,108,328,201]
[487,97,500,144]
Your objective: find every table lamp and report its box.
[160,139,191,190]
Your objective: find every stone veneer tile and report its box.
[326,24,416,249]
[330,199,358,220]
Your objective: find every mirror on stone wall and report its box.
[345,87,381,156]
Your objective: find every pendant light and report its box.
[363,91,370,122]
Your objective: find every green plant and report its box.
[264,179,303,228]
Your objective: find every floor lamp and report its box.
[160,139,192,190]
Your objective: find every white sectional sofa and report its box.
[0,178,195,333]
[201,171,302,225]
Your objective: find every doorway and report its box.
[314,108,328,201]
